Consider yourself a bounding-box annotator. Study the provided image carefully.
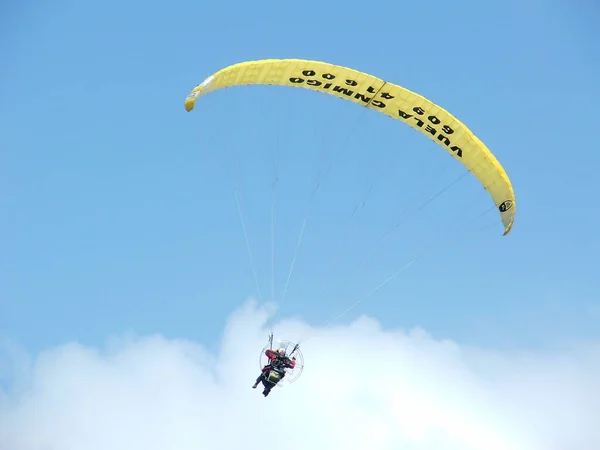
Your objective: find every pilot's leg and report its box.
[252,373,263,388]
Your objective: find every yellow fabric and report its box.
[185,59,516,235]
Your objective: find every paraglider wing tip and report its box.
[185,75,214,112]
[503,218,515,236]
[184,97,195,112]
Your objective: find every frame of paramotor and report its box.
[259,337,305,386]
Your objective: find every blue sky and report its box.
[2,0,599,358]
[3,1,600,448]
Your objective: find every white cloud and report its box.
[1,300,599,450]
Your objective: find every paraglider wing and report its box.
[184,59,516,235]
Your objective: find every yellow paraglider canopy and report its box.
[184,59,516,235]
